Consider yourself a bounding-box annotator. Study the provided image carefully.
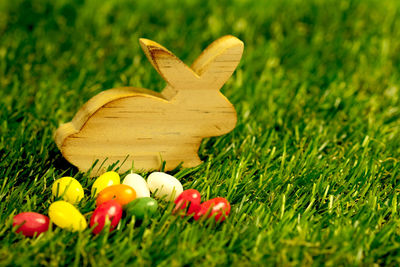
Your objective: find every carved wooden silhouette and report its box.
[55,35,244,174]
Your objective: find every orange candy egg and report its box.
[96,184,136,207]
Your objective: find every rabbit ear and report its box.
[191,35,244,90]
[139,38,200,89]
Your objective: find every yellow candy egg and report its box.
[48,201,87,231]
[91,171,120,196]
[52,177,84,204]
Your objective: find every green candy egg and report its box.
[125,197,158,220]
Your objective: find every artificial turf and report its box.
[1,0,400,265]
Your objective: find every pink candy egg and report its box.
[13,212,50,237]
[173,189,201,216]
[194,197,231,222]
[90,199,123,234]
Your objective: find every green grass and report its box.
[1,0,400,265]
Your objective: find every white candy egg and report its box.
[122,173,150,198]
[147,172,183,201]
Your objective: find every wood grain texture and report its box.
[55,35,244,174]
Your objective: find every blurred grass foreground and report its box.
[0,0,400,266]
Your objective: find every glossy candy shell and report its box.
[194,197,231,222]
[122,173,150,198]
[52,177,84,204]
[96,184,136,207]
[13,212,50,237]
[49,201,87,231]
[147,172,183,201]
[91,171,120,196]
[173,189,201,215]
[125,197,158,220]
[90,199,122,234]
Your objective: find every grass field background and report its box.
[1,0,400,265]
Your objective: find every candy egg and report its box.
[13,212,50,237]
[90,199,122,235]
[52,177,84,204]
[49,201,87,231]
[147,172,183,201]
[122,173,150,198]
[173,189,201,216]
[96,184,136,207]
[125,197,158,221]
[91,171,120,196]
[194,197,231,222]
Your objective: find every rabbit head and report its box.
[139,35,244,136]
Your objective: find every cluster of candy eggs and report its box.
[174,190,231,222]
[12,171,230,237]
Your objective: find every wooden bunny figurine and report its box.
[55,35,244,174]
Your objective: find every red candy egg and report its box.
[90,199,123,234]
[194,197,231,222]
[13,212,50,237]
[173,189,201,216]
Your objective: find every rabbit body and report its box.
[55,36,243,174]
